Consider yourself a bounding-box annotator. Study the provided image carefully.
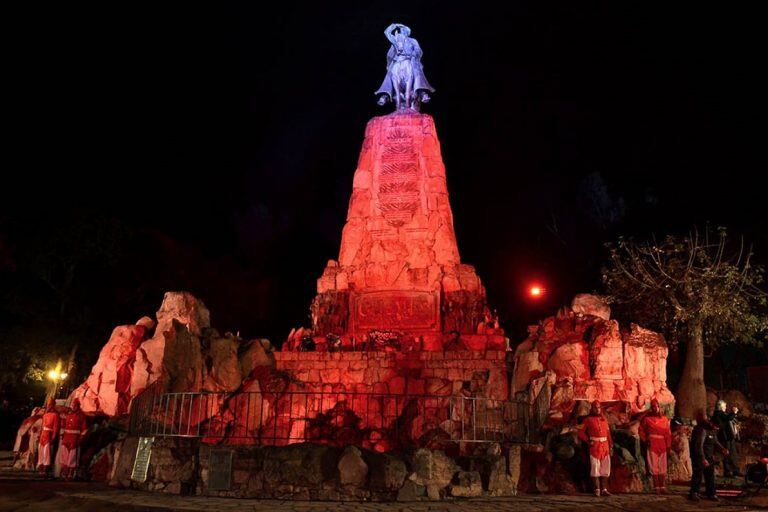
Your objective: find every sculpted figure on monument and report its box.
[375,23,435,111]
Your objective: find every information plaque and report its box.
[208,448,234,491]
[130,436,154,483]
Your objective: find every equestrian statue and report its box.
[375,23,435,112]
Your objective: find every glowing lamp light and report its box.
[47,365,67,382]
[529,285,545,298]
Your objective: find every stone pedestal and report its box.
[306,112,504,350]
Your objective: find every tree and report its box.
[603,228,767,420]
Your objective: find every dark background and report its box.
[1,2,766,429]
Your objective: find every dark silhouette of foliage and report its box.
[603,228,767,419]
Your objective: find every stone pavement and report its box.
[2,457,766,512]
[59,489,768,512]
[1,477,767,512]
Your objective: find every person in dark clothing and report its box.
[711,400,742,477]
[690,412,728,501]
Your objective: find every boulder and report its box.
[547,342,589,381]
[589,320,623,380]
[485,454,517,496]
[409,449,459,490]
[220,376,267,440]
[397,480,426,501]
[261,443,340,488]
[571,294,610,320]
[69,322,149,416]
[131,292,210,396]
[623,324,669,385]
[87,442,118,482]
[162,320,204,393]
[506,445,521,495]
[549,378,575,417]
[109,436,138,488]
[338,446,368,487]
[512,347,543,393]
[365,451,408,491]
[426,483,442,500]
[239,338,275,377]
[136,316,156,330]
[145,438,197,493]
[203,333,242,392]
[449,470,483,497]
[156,291,210,335]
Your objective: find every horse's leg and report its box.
[405,65,414,109]
[397,76,404,110]
[404,75,411,110]
[393,74,400,110]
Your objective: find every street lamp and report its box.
[47,364,68,398]
[47,369,67,382]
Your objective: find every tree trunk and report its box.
[676,319,707,421]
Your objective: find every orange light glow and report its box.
[529,286,544,298]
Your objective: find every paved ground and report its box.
[2,453,767,512]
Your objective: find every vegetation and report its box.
[604,228,768,419]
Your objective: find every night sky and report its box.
[2,3,766,382]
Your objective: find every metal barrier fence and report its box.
[129,388,532,446]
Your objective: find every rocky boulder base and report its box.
[114,439,521,500]
[131,292,211,397]
[70,322,152,416]
[338,446,369,487]
[511,295,681,494]
[13,291,281,477]
[69,292,212,416]
[512,294,674,422]
[70,292,279,419]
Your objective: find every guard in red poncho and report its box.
[578,400,613,497]
[37,398,60,476]
[639,398,672,494]
[57,398,88,480]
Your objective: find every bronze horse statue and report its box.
[375,23,435,112]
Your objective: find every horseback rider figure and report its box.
[375,23,435,112]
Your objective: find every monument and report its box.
[289,22,506,354]
[10,24,683,499]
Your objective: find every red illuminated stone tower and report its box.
[310,112,506,351]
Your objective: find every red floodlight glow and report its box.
[529,285,544,298]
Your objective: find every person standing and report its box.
[711,400,741,477]
[36,398,59,476]
[578,400,613,497]
[57,398,87,480]
[689,412,728,501]
[639,398,672,494]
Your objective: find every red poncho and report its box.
[60,410,87,450]
[639,414,672,455]
[39,410,60,447]
[579,415,612,459]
